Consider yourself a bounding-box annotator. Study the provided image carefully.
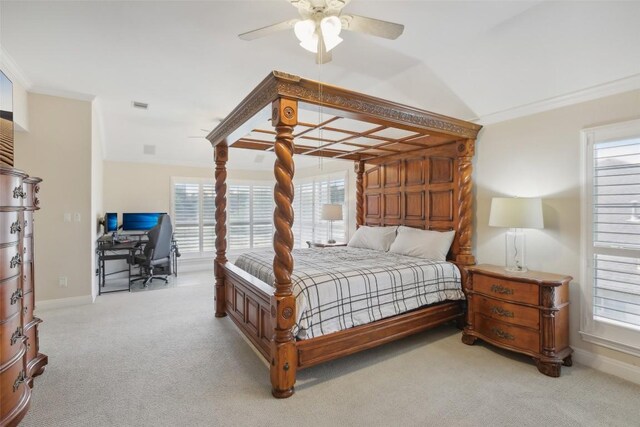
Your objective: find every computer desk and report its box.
[96,233,179,294]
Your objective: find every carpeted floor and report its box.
[22,272,640,427]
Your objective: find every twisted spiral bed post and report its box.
[456,139,476,267]
[270,98,298,398]
[355,161,365,228]
[214,142,228,318]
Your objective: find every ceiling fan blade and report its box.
[341,14,404,40]
[238,19,298,41]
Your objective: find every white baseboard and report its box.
[573,347,640,385]
[35,295,93,312]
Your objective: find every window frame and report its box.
[581,118,640,357]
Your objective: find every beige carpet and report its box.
[22,273,640,427]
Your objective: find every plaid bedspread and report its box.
[234,247,464,339]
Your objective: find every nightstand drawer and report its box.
[475,296,540,329]
[474,274,539,305]
[475,314,539,353]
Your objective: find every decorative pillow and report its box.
[347,226,398,252]
[388,226,455,261]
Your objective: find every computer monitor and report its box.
[122,212,166,231]
[104,212,118,233]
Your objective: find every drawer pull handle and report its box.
[23,306,28,315]
[13,370,27,392]
[12,186,26,199]
[10,289,23,305]
[10,327,24,345]
[10,253,22,268]
[490,306,514,318]
[10,220,22,234]
[490,284,514,295]
[491,327,515,341]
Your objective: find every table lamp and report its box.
[489,197,544,272]
[321,204,343,244]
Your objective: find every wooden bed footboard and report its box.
[223,262,273,361]
[223,261,464,369]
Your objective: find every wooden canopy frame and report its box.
[207,71,482,398]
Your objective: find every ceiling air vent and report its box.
[132,101,149,110]
[143,144,156,155]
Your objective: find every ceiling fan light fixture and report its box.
[320,16,343,51]
[299,34,319,53]
[294,19,319,53]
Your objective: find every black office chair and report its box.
[128,214,173,289]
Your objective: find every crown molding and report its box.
[474,73,640,125]
[0,45,32,89]
[30,85,96,102]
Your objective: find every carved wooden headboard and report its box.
[357,139,475,266]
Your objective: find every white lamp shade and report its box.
[294,19,318,53]
[321,204,343,221]
[320,16,343,51]
[489,197,544,229]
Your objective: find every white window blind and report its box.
[228,182,274,251]
[591,137,640,329]
[172,179,215,255]
[582,119,640,356]
[293,173,347,247]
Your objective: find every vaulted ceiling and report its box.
[1,1,639,170]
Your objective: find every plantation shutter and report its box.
[172,180,215,255]
[252,185,274,248]
[591,136,640,328]
[228,184,251,250]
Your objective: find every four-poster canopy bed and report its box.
[206,71,482,398]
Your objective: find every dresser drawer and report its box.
[0,351,29,421]
[0,211,21,245]
[22,293,34,325]
[22,237,32,263]
[474,314,540,354]
[0,276,20,319]
[24,323,39,365]
[23,211,33,237]
[474,295,540,329]
[0,173,25,207]
[473,274,539,305]
[0,244,22,282]
[0,313,23,366]
[22,262,32,295]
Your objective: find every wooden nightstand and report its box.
[306,241,347,248]
[461,264,573,377]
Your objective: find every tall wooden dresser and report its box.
[1,165,46,426]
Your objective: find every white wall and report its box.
[476,88,640,368]
[14,93,93,303]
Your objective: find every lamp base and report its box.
[505,229,527,273]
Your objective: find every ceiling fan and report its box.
[238,0,404,64]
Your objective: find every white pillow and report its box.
[388,226,455,261]
[347,226,398,252]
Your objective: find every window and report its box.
[227,182,274,251]
[293,173,347,247]
[171,178,215,256]
[171,173,347,255]
[582,119,640,356]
